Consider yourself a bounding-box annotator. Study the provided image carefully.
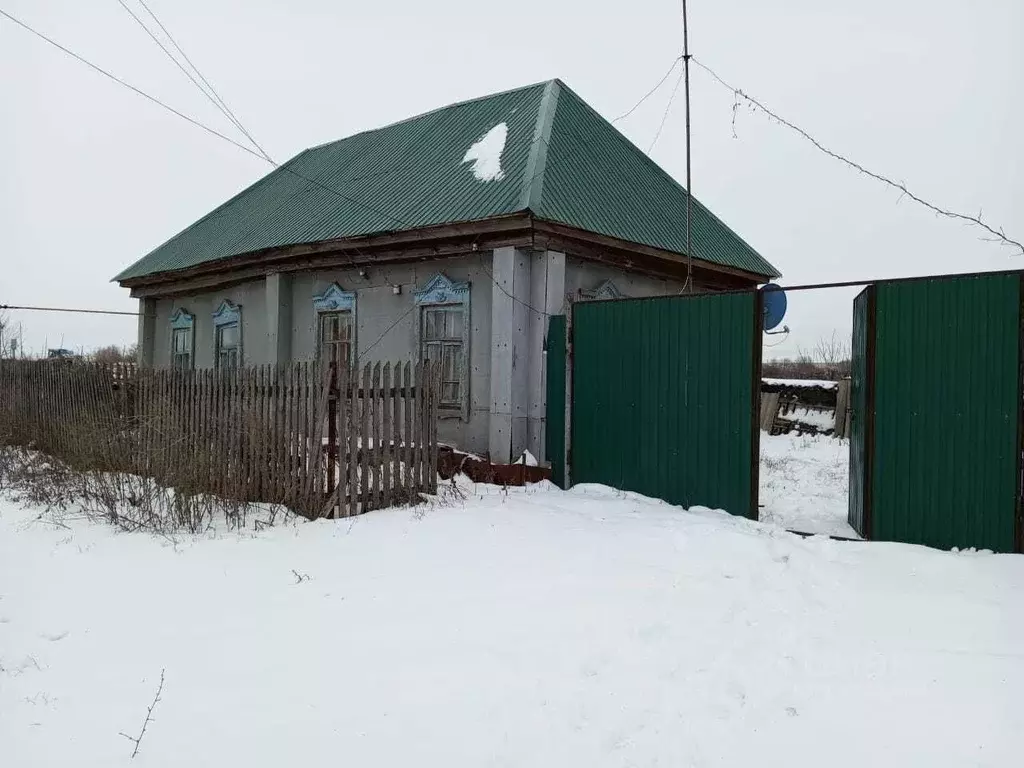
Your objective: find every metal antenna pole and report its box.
[682,0,693,292]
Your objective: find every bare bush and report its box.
[764,332,851,381]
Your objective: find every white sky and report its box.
[3,0,1022,358]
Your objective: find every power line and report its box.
[3,8,629,337]
[612,54,681,123]
[691,56,1024,256]
[0,9,413,232]
[0,8,266,162]
[648,66,684,153]
[123,0,274,163]
[115,0,269,161]
[0,304,139,317]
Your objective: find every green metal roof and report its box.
[115,80,779,282]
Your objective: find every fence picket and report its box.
[360,363,370,512]
[0,358,437,520]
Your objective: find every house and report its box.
[114,79,780,463]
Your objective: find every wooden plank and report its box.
[370,362,380,509]
[412,361,423,492]
[280,365,290,501]
[834,379,851,439]
[326,365,337,510]
[391,362,401,505]
[360,363,370,512]
[335,366,347,517]
[347,367,359,517]
[307,363,333,514]
[275,364,285,501]
[381,362,392,509]
[428,360,438,493]
[403,362,412,499]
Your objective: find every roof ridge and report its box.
[517,79,561,212]
[547,82,774,274]
[306,79,557,154]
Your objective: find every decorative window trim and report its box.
[212,300,242,369]
[414,273,471,420]
[169,308,194,370]
[313,283,357,367]
[170,307,195,331]
[313,282,357,313]
[579,279,623,301]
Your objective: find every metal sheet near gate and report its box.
[571,292,760,517]
[848,286,872,537]
[545,315,567,488]
[870,273,1022,552]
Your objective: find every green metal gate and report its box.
[571,293,761,517]
[848,286,872,537]
[849,272,1023,552]
[545,315,567,488]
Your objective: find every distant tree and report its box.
[92,345,135,365]
[764,332,851,381]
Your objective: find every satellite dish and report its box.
[760,283,787,331]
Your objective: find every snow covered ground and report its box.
[760,432,854,537]
[2,481,1023,767]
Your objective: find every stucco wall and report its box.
[565,257,689,300]
[147,254,493,454]
[141,251,708,459]
[153,281,268,368]
[287,255,493,453]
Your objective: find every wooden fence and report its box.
[0,359,439,518]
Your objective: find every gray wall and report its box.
[153,280,267,368]
[141,251,700,460]
[565,256,688,299]
[287,255,493,453]
[147,254,494,455]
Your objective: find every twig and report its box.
[291,569,310,584]
[119,668,165,759]
[692,57,1024,255]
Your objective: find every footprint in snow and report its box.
[41,630,69,642]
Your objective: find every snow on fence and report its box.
[0,359,439,519]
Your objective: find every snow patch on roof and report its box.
[462,122,507,181]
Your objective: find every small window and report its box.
[212,300,242,370]
[169,308,194,370]
[216,323,239,370]
[318,310,353,367]
[421,306,465,408]
[171,327,192,370]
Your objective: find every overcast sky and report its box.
[3,0,1022,358]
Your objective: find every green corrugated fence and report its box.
[570,293,760,517]
[849,272,1022,552]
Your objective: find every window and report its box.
[318,311,353,367]
[312,283,357,368]
[216,323,240,370]
[413,273,470,417]
[169,308,194,370]
[212,300,242,370]
[421,306,464,407]
[172,327,192,370]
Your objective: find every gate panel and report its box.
[571,293,760,517]
[848,286,872,537]
[872,273,1021,551]
[545,315,567,488]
